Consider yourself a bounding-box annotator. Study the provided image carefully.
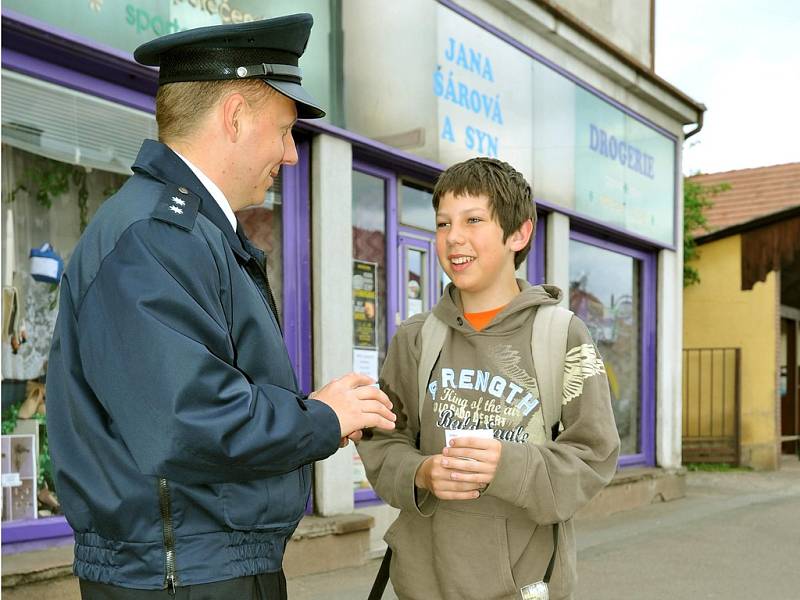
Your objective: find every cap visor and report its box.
[265,80,326,119]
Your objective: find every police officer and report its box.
[46,14,396,599]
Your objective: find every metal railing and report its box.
[682,348,741,465]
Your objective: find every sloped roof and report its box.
[688,162,800,233]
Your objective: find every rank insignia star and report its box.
[171,196,186,206]
[169,205,184,214]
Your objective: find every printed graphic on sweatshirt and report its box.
[562,343,606,406]
[428,342,607,444]
[428,343,546,444]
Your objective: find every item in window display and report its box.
[2,286,27,354]
[13,442,30,473]
[1,278,59,380]
[17,381,46,419]
[11,480,36,520]
[29,243,64,284]
[37,483,61,513]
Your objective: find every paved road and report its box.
[288,456,800,600]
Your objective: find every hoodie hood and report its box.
[433,279,563,334]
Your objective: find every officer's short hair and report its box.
[432,157,535,269]
[155,80,275,143]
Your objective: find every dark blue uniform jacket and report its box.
[46,140,341,590]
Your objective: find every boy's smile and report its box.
[435,192,531,312]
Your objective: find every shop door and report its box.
[397,232,441,322]
[780,317,799,455]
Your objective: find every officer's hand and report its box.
[414,454,485,501]
[310,373,396,438]
[339,430,364,448]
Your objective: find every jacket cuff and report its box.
[484,441,529,504]
[396,452,438,517]
[302,398,343,460]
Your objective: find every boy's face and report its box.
[435,192,528,306]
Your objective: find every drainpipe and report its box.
[684,109,704,139]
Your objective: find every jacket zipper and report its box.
[247,257,281,331]
[158,478,178,596]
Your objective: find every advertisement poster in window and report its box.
[352,260,379,494]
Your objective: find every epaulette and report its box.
[151,184,200,231]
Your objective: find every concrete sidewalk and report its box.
[4,457,798,599]
[288,456,800,600]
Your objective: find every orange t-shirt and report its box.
[463,305,507,332]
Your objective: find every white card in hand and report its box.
[445,428,495,447]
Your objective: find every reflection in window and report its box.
[352,171,387,366]
[569,239,640,455]
[406,247,426,318]
[400,181,435,232]
[238,172,283,315]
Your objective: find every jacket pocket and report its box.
[431,508,517,599]
[222,464,309,531]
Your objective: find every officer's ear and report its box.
[221,92,247,142]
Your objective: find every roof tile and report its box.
[688,162,800,233]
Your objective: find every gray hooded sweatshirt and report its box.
[357,281,620,600]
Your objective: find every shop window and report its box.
[400,181,436,232]
[352,170,388,366]
[568,233,655,465]
[2,145,128,539]
[351,168,389,500]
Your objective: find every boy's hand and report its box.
[441,437,503,488]
[415,455,485,500]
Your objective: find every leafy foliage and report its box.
[6,155,92,232]
[683,178,731,287]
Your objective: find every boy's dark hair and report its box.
[432,157,535,269]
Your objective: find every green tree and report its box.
[683,178,730,287]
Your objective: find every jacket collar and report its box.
[132,139,251,262]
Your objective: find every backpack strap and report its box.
[418,313,448,423]
[532,304,573,437]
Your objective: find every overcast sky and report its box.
[655,0,800,175]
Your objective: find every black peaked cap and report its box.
[134,13,325,119]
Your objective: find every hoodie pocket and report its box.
[431,508,517,599]
[222,464,309,531]
[384,511,436,599]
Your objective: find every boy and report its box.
[357,157,620,600]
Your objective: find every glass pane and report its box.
[352,171,387,366]
[352,170,388,497]
[569,239,640,455]
[238,171,283,316]
[400,182,435,232]
[406,247,426,318]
